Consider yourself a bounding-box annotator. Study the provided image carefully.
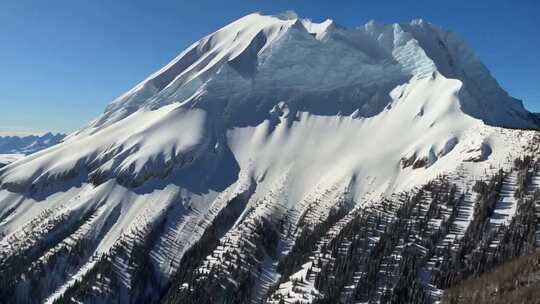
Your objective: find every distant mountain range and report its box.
[0,132,65,167]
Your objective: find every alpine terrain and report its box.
[0,132,65,168]
[1,12,539,304]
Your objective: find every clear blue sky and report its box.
[1,0,539,133]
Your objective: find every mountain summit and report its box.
[0,12,539,304]
[93,12,535,130]
[1,12,536,193]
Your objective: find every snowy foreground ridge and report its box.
[0,12,539,304]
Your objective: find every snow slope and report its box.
[0,154,24,168]
[0,12,538,304]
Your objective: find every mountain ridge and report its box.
[1,12,535,195]
[0,132,65,168]
[0,132,65,154]
[87,12,536,132]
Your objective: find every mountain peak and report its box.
[1,13,539,304]
[0,132,65,156]
[1,12,536,195]
[409,18,427,26]
[89,12,534,132]
[276,10,299,20]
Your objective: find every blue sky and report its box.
[1,0,539,133]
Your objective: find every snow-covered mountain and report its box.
[0,132,65,167]
[0,132,64,154]
[0,12,538,304]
